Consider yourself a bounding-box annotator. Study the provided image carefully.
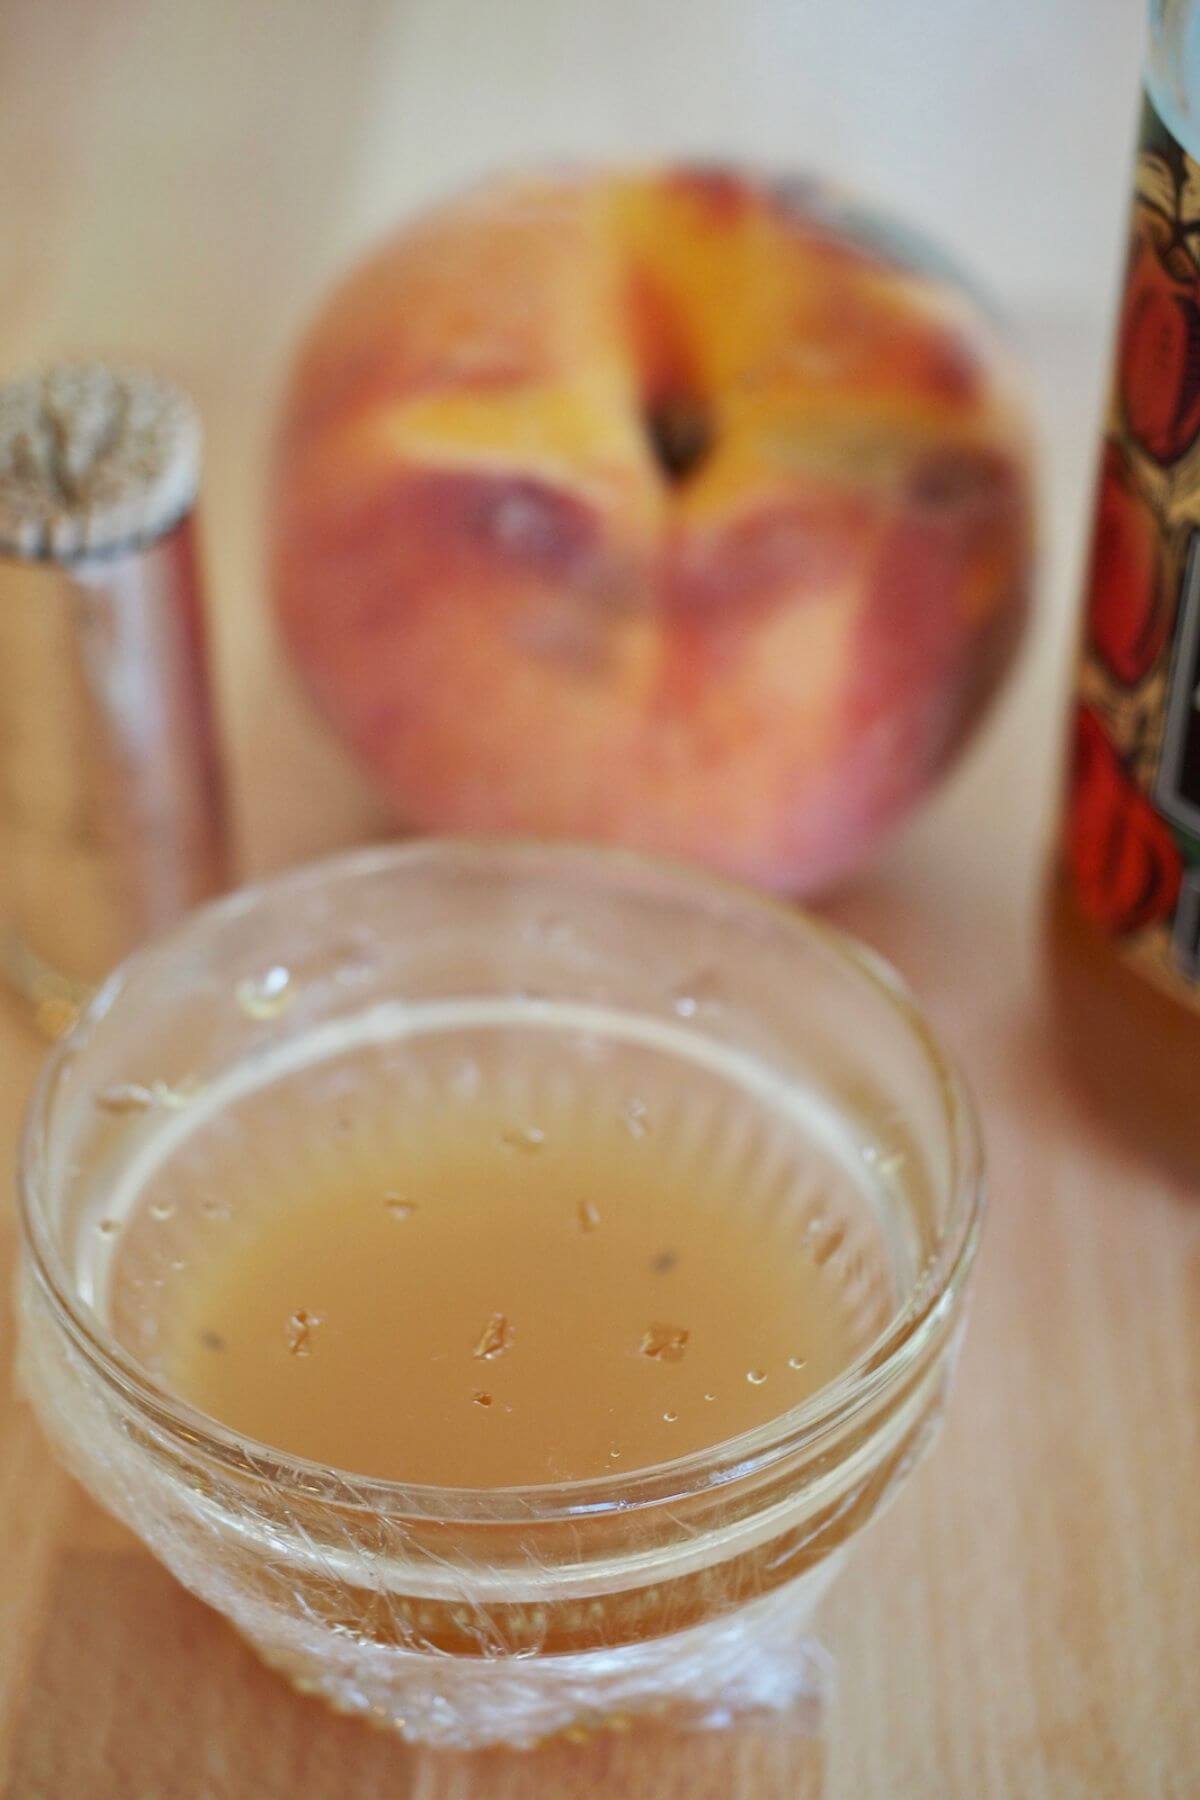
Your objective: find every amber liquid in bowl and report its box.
[93,1005,893,1493]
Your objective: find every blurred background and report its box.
[0,0,1145,888]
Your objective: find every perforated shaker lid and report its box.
[0,364,201,561]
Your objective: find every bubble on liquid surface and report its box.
[97,1079,200,1115]
[384,1195,418,1221]
[662,1410,678,1424]
[236,965,293,1021]
[148,1199,175,1222]
[200,1329,226,1352]
[96,1217,118,1237]
[501,1125,545,1154]
[576,1197,601,1233]
[472,1391,494,1408]
[746,1368,767,1386]
[286,1308,321,1356]
[650,1249,678,1275]
[639,1322,689,1363]
[623,1097,651,1140]
[703,1392,716,1403]
[473,1312,513,1361]
[668,969,726,1020]
[787,1354,808,1371]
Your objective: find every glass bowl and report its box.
[16,840,982,1749]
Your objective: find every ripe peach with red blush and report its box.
[272,166,1033,892]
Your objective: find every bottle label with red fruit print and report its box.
[1066,89,1200,1004]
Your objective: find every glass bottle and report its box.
[1049,0,1200,1177]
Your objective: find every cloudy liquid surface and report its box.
[100,1008,895,1487]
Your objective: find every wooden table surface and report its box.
[3,2,1198,1795]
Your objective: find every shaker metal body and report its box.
[0,366,228,1034]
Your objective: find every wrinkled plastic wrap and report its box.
[19,1263,846,1749]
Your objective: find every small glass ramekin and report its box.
[16,841,982,1750]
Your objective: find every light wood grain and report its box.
[3,1,1198,1795]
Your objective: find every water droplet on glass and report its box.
[474,1311,513,1361]
[149,1199,175,1222]
[286,1308,321,1356]
[473,1390,494,1408]
[668,969,725,1020]
[501,1125,545,1154]
[787,1354,808,1371]
[862,1144,907,1180]
[384,1194,418,1221]
[662,1409,678,1424]
[577,1197,601,1233]
[96,1217,118,1237]
[236,965,293,1021]
[746,1368,767,1386]
[163,1077,202,1108]
[97,1079,199,1115]
[623,1097,651,1140]
[639,1322,689,1363]
[97,1083,154,1115]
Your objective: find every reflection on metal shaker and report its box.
[0,365,228,1036]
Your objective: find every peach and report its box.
[271,166,1033,893]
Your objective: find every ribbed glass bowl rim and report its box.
[18,838,984,1526]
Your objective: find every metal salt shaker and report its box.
[0,365,229,1036]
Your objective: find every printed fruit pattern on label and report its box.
[1069,96,1200,1001]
